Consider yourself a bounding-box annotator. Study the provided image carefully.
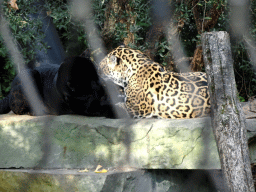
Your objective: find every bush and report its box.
[1,0,256,101]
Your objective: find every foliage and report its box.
[172,0,256,101]
[233,43,256,101]
[0,37,15,98]
[126,0,152,49]
[44,0,87,56]
[231,1,256,101]
[174,1,198,57]
[92,0,108,30]
[2,0,49,62]
[0,0,48,97]
[1,0,256,101]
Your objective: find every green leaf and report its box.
[239,96,245,102]
[11,25,17,31]
[159,53,165,57]
[138,22,150,27]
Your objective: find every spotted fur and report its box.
[99,46,211,119]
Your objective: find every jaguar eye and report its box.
[117,58,121,65]
[67,82,75,92]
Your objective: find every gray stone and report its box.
[0,169,226,192]
[241,101,256,119]
[1,113,256,170]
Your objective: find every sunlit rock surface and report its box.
[1,113,256,169]
[2,113,256,191]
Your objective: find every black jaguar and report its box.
[0,56,116,118]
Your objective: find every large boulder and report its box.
[1,113,256,169]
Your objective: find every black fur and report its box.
[0,56,116,118]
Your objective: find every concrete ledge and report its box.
[1,113,256,169]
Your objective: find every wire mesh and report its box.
[0,0,255,191]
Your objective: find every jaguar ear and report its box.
[118,44,125,48]
[108,55,118,68]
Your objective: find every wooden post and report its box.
[202,31,255,192]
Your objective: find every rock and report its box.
[241,99,256,119]
[1,113,256,170]
[4,113,256,191]
[0,169,226,192]
[0,114,220,169]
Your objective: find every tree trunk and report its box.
[202,31,255,191]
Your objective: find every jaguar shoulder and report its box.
[99,46,211,119]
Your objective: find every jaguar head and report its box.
[99,53,127,87]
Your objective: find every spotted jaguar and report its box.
[99,45,211,119]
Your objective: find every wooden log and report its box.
[202,31,255,191]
